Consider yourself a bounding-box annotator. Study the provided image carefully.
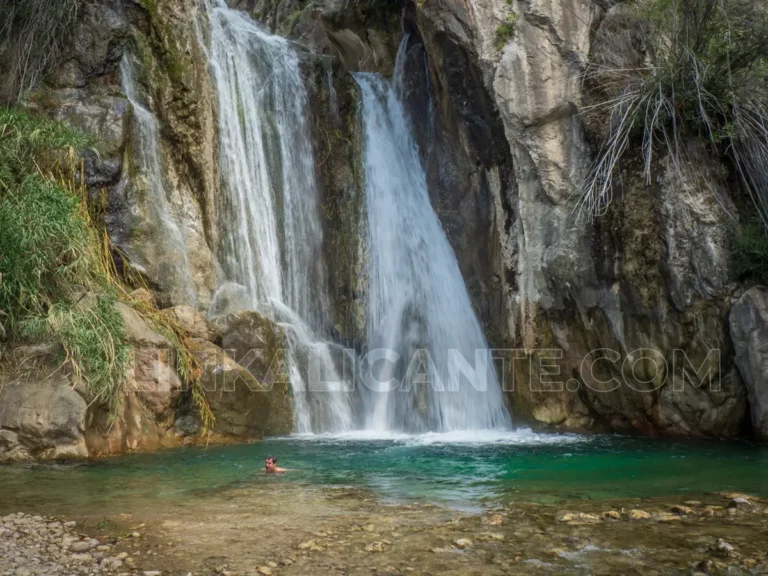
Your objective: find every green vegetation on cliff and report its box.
[0,107,129,406]
[732,220,768,286]
[582,0,768,233]
[0,107,213,427]
[495,12,517,51]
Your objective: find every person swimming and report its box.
[264,456,287,473]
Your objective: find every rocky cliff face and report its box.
[294,0,751,437]
[420,0,749,437]
[0,0,762,454]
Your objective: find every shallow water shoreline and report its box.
[2,434,768,574]
[3,486,768,576]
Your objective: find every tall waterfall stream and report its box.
[197,2,510,434]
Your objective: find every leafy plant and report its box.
[580,0,768,230]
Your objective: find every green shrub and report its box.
[0,175,93,316]
[580,0,768,230]
[0,106,90,179]
[0,107,129,401]
[732,220,768,286]
[495,12,518,51]
[21,298,129,408]
[0,109,97,325]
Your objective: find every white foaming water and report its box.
[120,56,195,305]
[354,58,512,432]
[202,1,353,433]
[282,429,585,446]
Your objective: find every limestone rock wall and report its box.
[404,0,748,437]
[731,288,768,441]
[0,0,760,448]
[25,0,220,311]
[301,0,752,437]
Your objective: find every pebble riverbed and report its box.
[3,490,768,575]
[0,513,162,576]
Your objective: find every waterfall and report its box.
[120,56,196,306]
[197,1,510,434]
[202,1,354,433]
[355,57,511,431]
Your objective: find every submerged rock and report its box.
[710,538,737,558]
[670,505,694,515]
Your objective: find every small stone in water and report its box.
[711,538,737,558]
[454,538,473,548]
[729,497,753,509]
[628,509,650,520]
[670,505,694,515]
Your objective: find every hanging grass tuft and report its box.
[580,0,768,231]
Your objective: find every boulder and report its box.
[190,338,271,438]
[125,345,182,418]
[210,310,294,434]
[0,369,88,462]
[115,302,182,417]
[115,302,171,348]
[85,386,171,457]
[730,287,768,440]
[161,305,220,342]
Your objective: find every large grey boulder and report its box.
[190,338,271,438]
[0,369,88,462]
[210,310,294,435]
[162,304,221,343]
[730,287,768,441]
[115,302,183,418]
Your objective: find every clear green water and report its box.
[1,430,767,515]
